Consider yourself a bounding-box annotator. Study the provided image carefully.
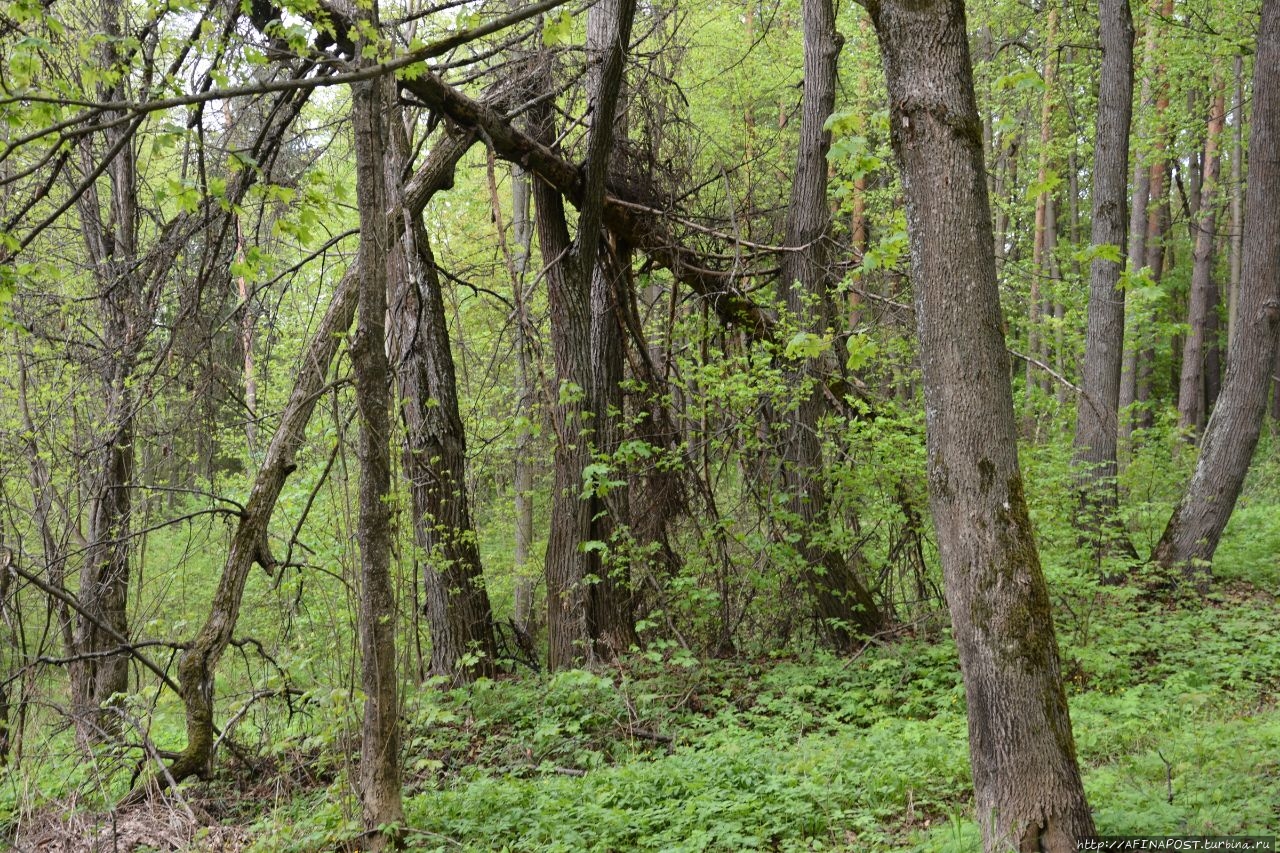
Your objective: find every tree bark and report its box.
[1028,5,1059,397]
[1153,0,1280,579]
[774,0,883,647]
[385,103,497,684]
[1177,82,1226,436]
[351,66,404,849]
[1071,0,1135,556]
[536,0,641,670]
[866,1,1095,849]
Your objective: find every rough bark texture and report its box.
[774,0,883,647]
[385,106,497,683]
[1071,0,1135,554]
[1153,0,1280,578]
[866,1,1095,849]
[535,0,640,670]
[70,40,142,743]
[351,70,404,849]
[1177,83,1226,436]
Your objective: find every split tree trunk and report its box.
[866,1,1095,848]
[537,0,641,670]
[385,101,497,683]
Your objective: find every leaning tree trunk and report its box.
[866,0,1095,849]
[1153,0,1280,579]
[1071,0,1136,558]
[774,0,883,648]
[385,99,497,684]
[350,67,404,850]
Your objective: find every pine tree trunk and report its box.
[866,1,1094,848]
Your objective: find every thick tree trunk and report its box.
[351,69,404,849]
[1177,83,1226,436]
[1153,0,1280,579]
[387,216,499,682]
[537,0,640,670]
[774,0,883,647]
[866,1,1095,849]
[1071,0,1135,556]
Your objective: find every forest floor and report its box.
[6,438,1280,852]
[5,573,1279,852]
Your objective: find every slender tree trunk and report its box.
[1177,82,1226,436]
[1027,5,1059,398]
[509,165,538,634]
[1228,54,1246,351]
[1153,0,1280,579]
[351,67,404,849]
[1133,0,1176,430]
[69,3,141,740]
[867,1,1094,849]
[1072,0,1135,557]
[1118,11,1156,451]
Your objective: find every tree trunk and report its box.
[351,67,404,849]
[866,1,1095,849]
[1177,82,1226,436]
[537,0,640,670]
[1118,8,1157,452]
[1152,0,1280,579]
[385,101,497,684]
[1228,54,1246,351]
[69,4,141,740]
[1027,5,1059,398]
[509,165,538,635]
[1071,0,1135,557]
[774,0,883,648]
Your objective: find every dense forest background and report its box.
[1,0,1279,849]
